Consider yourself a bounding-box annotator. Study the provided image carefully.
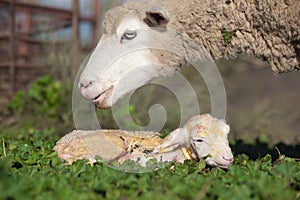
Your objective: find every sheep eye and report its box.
[121,30,137,41]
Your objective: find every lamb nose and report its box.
[223,156,233,163]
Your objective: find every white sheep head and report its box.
[153,114,234,168]
[78,2,190,109]
[185,114,233,168]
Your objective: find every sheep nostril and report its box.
[79,79,94,89]
[223,156,233,163]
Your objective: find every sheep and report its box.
[54,114,233,169]
[78,0,299,109]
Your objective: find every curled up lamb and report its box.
[54,114,234,169]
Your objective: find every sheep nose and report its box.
[78,76,99,100]
[79,77,95,90]
[223,156,233,163]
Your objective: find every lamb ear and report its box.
[145,7,169,27]
[152,128,189,153]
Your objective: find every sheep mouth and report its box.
[92,86,114,107]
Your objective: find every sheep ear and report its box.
[145,7,169,27]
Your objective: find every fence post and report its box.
[19,0,32,65]
[72,0,80,78]
[93,0,100,44]
[8,0,16,98]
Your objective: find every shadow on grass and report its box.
[231,140,300,161]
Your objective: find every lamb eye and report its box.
[121,30,137,41]
[194,139,204,143]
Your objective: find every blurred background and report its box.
[0,0,299,155]
[0,0,120,104]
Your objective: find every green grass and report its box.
[0,128,299,200]
[1,74,299,200]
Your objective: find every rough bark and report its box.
[116,0,300,73]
